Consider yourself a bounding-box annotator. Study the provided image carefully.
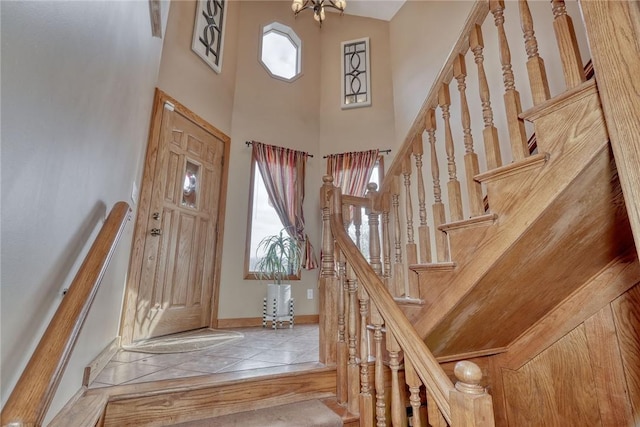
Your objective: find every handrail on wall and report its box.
[1,201,131,427]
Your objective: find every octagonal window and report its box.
[260,22,302,82]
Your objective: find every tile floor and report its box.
[90,324,320,389]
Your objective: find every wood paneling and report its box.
[584,305,635,426]
[502,326,601,426]
[612,284,640,422]
[504,251,640,370]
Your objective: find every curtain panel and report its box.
[326,149,379,197]
[252,141,317,270]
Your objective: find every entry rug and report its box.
[123,328,244,354]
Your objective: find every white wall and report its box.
[0,0,166,421]
[157,0,239,135]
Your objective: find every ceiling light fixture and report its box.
[292,0,346,26]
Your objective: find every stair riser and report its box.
[101,369,337,427]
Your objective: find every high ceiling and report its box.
[336,0,407,21]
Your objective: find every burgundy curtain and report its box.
[326,149,379,196]
[253,141,317,270]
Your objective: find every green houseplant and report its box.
[254,228,302,284]
[255,228,301,328]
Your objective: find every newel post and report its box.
[449,361,495,427]
[319,176,338,364]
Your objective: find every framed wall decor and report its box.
[341,37,371,109]
[192,0,227,74]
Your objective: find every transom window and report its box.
[259,22,302,82]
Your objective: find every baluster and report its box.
[405,357,424,427]
[370,304,386,427]
[470,24,502,170]
[367,183,382,277]
[402,156,419,298]
[320,176,335,277]
[551,0,585,89]
[413,134,432,263]
[353,207,363,250]
[391,176,405,295]
[426,109,449,262]
[336,248,348,404]
[381,193,392,291]
[358,286,373,426]
[319,176,337,364]
[450,361,496,426]
[490,0,529,161]
[346,262,360,415]
[438,83,464,222]
[520,0,550,105]
[454,53,484,217]
[387,330,407,427]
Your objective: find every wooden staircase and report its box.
[4,1,640,427]
[319,0,640,425]
[412,80,636,357]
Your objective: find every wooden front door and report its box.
[130,95,226,341]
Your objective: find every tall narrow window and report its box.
[246,160,292,276]
[245,142,316,279]
[192,0,227,73]
[341,37,371,109]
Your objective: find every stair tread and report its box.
[474,152,549,184]
[393,295,425,305]
[409,262,456,272]
[438,213,498,232]
[170,399,343,427]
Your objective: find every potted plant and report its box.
[255,228,301,328]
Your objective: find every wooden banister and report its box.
[2,202,131,427]
[380,1,489,195]
[327,184,456,424]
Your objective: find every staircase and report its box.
[4,1,640,426]
[319,0,640,426]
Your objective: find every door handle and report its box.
[150,228,162,236]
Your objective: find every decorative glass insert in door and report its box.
[341,37,371,109]
[182,160,200,208]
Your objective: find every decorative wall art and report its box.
[192,0,226,73]
[341,37,371,109]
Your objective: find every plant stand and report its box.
[262,284,295,329]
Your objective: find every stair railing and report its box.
[375,0,586,305]
[322,177,494,426]
[1,202,131,427]
[319,0,590,424]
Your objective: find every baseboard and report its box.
[216,315,319,328]
[83,336,121,387]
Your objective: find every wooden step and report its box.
[438,214,498,233]
[169,399,343,427]
[90,365,337,426]
[409,262,456,273]
[474,153,549,184]
[321,397,359,427]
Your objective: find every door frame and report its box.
[119,89,231,345]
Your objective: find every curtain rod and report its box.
[245,141,314,158]
[322,149,391,159]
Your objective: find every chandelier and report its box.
[291,0,346,25]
